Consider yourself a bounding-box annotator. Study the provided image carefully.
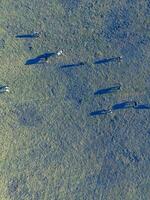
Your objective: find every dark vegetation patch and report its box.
[59,0,81,11]
[103,6,132,41]
[64,73,92,107]
[14,103,43,127]
[102,4,149,61]
[34,191,41,200]
[0,38,5,49]
[8,175,31,200]
[8,177,19,196]
[97,151,126,187]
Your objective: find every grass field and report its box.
[0,0,150,199]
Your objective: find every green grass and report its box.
[0,0,150,199]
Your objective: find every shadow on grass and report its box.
[134,104,150,109]
[60,62,85,68]
[94,56,122,65]
[94,84,121,95]
[25,52,56,65]
[112,101,137,110]
[16,32,40,39]
[90,109,112,116]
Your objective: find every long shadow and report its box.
[112,101,137,110]
[90,109,112,116]
[94,84,121,95]
[94,56,122,64]
[134,104,150,109]
[16,32,40,39]
[25,52,56,65]
[60,62,85,68]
